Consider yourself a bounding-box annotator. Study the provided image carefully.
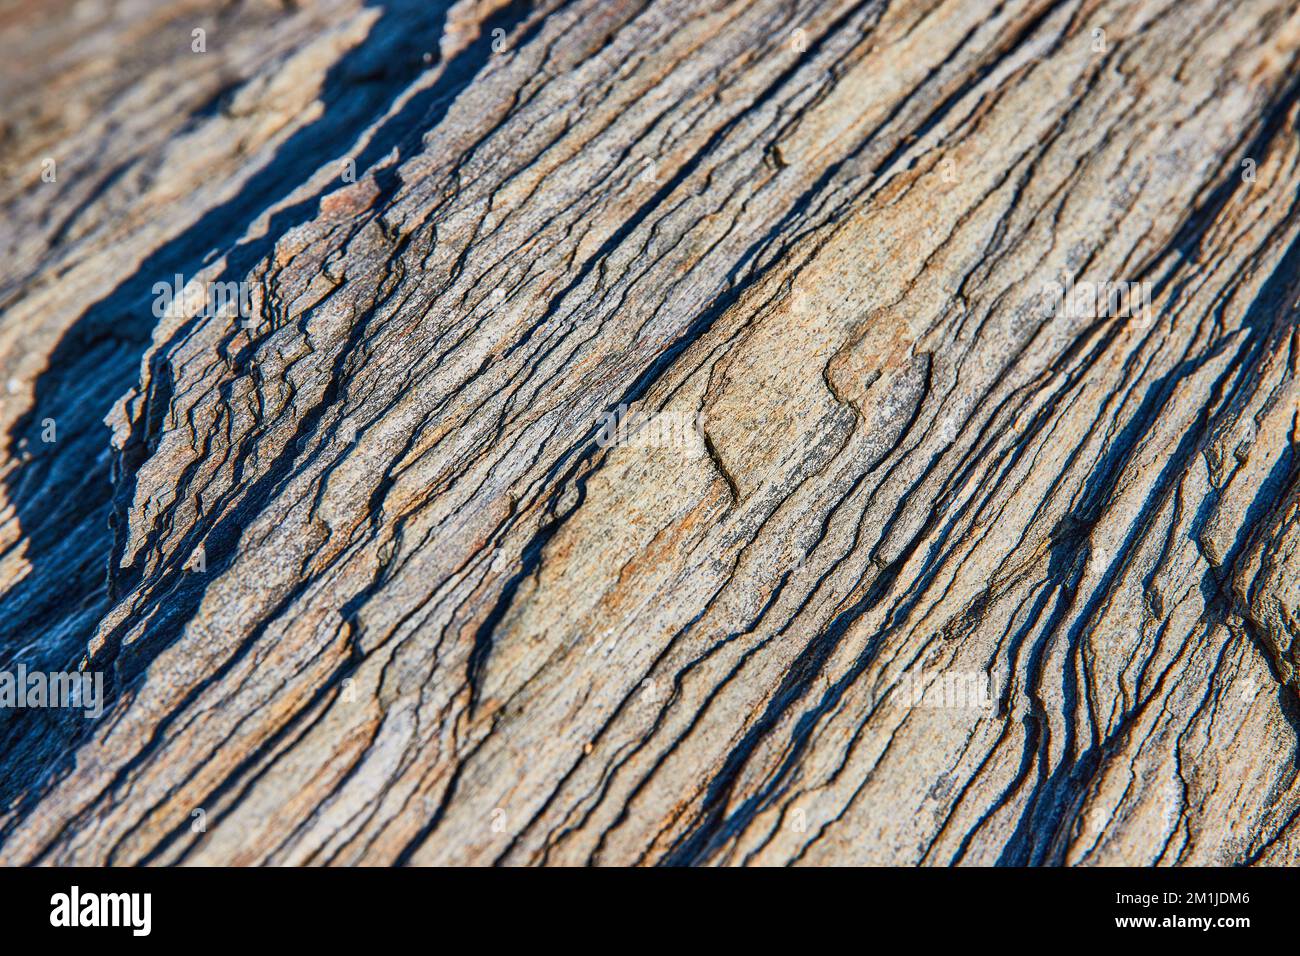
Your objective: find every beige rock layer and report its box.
[0,0,1298,865]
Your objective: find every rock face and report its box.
[0,0,1298,867]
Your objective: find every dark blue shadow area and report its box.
[0,0,540,845]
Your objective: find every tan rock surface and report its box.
[1,0,1298,865]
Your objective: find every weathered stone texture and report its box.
[1,0,1298,866]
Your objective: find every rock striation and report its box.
[0,0,1298,865]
